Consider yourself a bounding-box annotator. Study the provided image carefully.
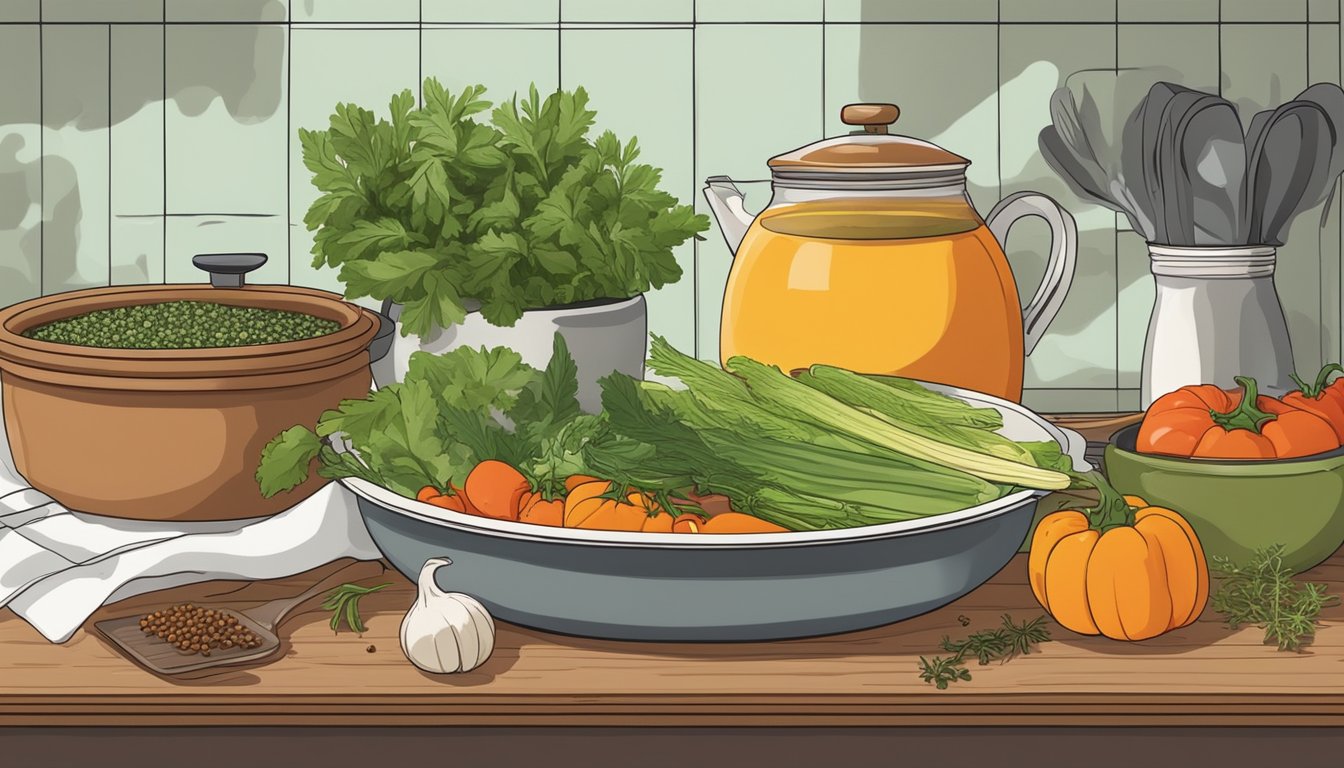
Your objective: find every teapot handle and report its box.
[985,192,1078,356]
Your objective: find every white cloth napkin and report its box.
[0,389,382,644]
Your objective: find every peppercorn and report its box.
[139,603,265,657]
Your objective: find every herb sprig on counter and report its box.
[918,614,1052,689]
[1210,545,1339,651]
[323,582,390,634]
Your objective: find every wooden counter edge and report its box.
[3,692,1341,727]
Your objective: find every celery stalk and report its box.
[723,356,1072,490]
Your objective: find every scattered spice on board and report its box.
[139,604,263,656]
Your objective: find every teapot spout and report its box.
[702,176,755,254]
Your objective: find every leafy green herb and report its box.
[256,333,590,500]
[1210,544,1339,651]
[300,79,709,334]
[917,615,1052,689]
[322,582,390,634]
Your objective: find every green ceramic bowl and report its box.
[1103,424,1344,573]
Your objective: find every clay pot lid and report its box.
[767,103,969,174]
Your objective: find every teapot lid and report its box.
[768,104,969,179]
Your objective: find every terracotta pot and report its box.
[0,283,378,522]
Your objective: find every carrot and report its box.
[426,494,466,513]
[519,499,564,527]
[517,491,539,517]
[451,483,481,516]
[565,474,602,494]
[699,512,790,534]
[463,460,531,521]
[416,485,442,503]
[671,514,706,534]
[564,481,613,527]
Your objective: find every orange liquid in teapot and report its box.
[720,201,1026,402]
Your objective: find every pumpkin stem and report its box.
[1081,470,1134,531]
[1294,363,1344,399]
[1208,376,1276,433]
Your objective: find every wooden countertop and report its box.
[3,412,1341,728]
[2,549,1341,727]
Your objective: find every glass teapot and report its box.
[703,103,1078,403]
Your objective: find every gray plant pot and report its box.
[371,295,648,413]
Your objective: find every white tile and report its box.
[42,24,111,294]
[0,25,41,307]
[695,23,823,361]
[165,215,288,284]
[563,28,697,352]
[165,24,288,215]
[166,0,288,22]
[289,27,418,292]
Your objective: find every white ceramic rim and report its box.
[386,294,644,325]
[344,381,1091,550]
[1147,244,1276,258]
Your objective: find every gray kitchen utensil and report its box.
[1041,70,1160,240]
[1041,89,1112,205]
[1181,98,1245,245]
[349,383,1090,642]
[1244,92,1342,245]
[92,560,385,679]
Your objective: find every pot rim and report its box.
[0,284,379,380]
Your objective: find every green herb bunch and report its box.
[917,614,1052,689]
[1210,544,1339,651]
[299,78,709,334]
[323,582,390,634]
[256,333,602,500]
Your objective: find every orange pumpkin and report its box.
[1028,475,1208,641]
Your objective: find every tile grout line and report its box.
[418,0,423,107]
[37,8,42,297]
[108,23,112,287]
[286,10,292,285]
[162,0,167,284]
[691,5,699,360]
[7,20,1344,27]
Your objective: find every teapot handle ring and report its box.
[986,191,1078,356]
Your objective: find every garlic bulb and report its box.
[399,558,495,674]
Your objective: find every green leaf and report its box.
[531,245,577,275]
[467,186,521,234]
[406,343,538,412]
[338,250,439,301]
[336,218,425,262]
[256,426,323,497]
[315,387,402,441]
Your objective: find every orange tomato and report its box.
[1137,376,1338,459]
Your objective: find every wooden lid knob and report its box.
[841,104,900,134]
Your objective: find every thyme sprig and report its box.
[918,614,1051,689]
[322,582,390,634]
[1210,544,1339,652]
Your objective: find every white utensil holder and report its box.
[1140,244,1295,408]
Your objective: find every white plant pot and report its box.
[371,295,648,413]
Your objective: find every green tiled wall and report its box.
[4,0,1342,413]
